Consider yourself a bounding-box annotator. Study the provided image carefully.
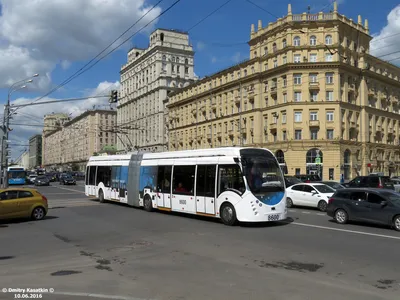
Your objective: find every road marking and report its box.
[41,192,81,195]
[57,186,86,194]
[301,211,311,214]
[49,291,152,300]
[292,222,400,240]
[316,213,325,216]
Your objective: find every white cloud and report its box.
[231,52,242,63]
[196,41,206,51]
[0,0,162,90]
[370,5,400,65]
[211,56,218,63]
[7,80,120,159]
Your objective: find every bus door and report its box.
[158,166,172,208]
[195,165,216,215]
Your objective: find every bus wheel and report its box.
[99,189,105,203]
[144,195,154,212]
[220,203,237,226]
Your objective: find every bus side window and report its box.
[89,166,96,186]
[218,165,245,195]
[96,166,112,187]
[157,166,171,193]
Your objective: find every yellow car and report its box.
[0,188,48,221]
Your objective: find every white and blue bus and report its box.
[85,147,287,225]
[8,166,26,185]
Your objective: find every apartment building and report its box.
[117,28,196,152]
[29,134,42,169]
[167,1,400,181]
[42,110,117,171]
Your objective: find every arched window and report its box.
[272,43,277,53]
[160,33,164,42]
[264,47,268,55]
[254,50,257,57]
[244,69,248,77]
[310,35,317,46]
[344,149,351,164]
[325,35,332,45]
[293,36,300,46]
[176,57,179,63]
[306,148,323,164]
[276,150,285,164]
[282,39,287,48]
[136,52,140,57]
[185,58,188,64]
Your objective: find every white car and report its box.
[286,183,335,212]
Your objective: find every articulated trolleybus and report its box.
[85,147,287,225]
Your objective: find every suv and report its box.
[284,176,302,187]
[343,176,394,190]
[295,174,321,183]
[327,188,400,231]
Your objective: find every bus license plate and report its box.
[268,214,280,221]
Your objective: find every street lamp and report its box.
[2,74,39,188]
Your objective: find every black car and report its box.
[316,181,345,190]
[327,188,400,231]
[59,175,76,185]
[343,175,394,190]
[295,174,321,183]
[34,176,50,186]
[284,176,302,187]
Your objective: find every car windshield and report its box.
[37,176,47,180]
[314,184,335,193]
[242,155,284,194]
[323,182,344,189]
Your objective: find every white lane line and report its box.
[49,291,152,300]
[316,213,325,216]
[42,192,81,195]
[57,186,86,194]
[301,211,311,214]
[292,222,400,240]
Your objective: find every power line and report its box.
[10,95,108,108]
[187,0,234,32]
[244,0,279,19]
[18,0,180,109]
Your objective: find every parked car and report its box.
[327,188,400,231]
[343,175,394,190]
[27,174,37,184]
[0,188,48,221]
[59,174,76,185]
[390,178,400,193]
[34,176,50,186]
[316,181,345,190]
[284,175,302,188]
[286,183,335,211]
[295,174,321,183]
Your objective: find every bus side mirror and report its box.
[234,157,239,163]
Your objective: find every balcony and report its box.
[228,129,234,136]
[309,82,320,89]
[234,96,241,104]
[309,120,320,127]
[207,133,212,140]
[240,127,247,134]
[199,106,206,114]
[211,102,217,110]
[270,86,277,95]
[368,88,376,96]
[388,127,394,134]
[247,89,256,98]
[269,122,277,130]
[216,131,222,138]
[191,108,197,115]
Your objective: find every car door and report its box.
[17,190,37,218]
[288,184,305,206]
[361,192,393,225]
[346,176,362,188]
[0,190,21,219]
[345,191,368,220]
[302,185,319,207]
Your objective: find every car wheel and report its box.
[220,203,237,226]
[31,207,46,221]
[393,215,400,231]
[143,195,153,212]
[334,209,348,224]
[317,200,328,212]
[98,189,105,203]
[286,197,293,208]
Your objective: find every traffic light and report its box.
[109,90,118,103]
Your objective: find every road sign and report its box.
[315,157,321,165]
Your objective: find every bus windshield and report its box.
[9,170,26,179]
[241,153,285,194]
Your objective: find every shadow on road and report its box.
[240,217,294,228]
[0,215,59,225]
[327,219,391,231]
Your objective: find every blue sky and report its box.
[0,0,399,158]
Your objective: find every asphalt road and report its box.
[0,183,399,300]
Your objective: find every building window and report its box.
[326,72,334,84]
[283,56,287,64]
[282,112,287,124]
[325,53,333,62]
[294,111,302,122]
[273,60,278,68]
[264,47,268,55]
[310,129,318,140]
[162,55,166,61]
[310,111,318,121]
[325,35,333,45]
[294,74,302,85]
[310,91,318,102]
[326,111,334,121]
[244,69,247,76]
[273,43,277,52]
[326,129,334,140]
[282,131,287,140]
[294,54,301,63]
[283,93,287,103]
[293,36,300,46]
[310,53,317,62]
[282,76,287,87]
[310,35,317,46]
[294,92,302,102]
[309,73,317,82]
[295,130,302,140]
[282,39,287,48]
[185,67,189,74]
[326,91,333,101]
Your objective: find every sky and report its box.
[0,0,399,160]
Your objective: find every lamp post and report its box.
[2,74,39,188]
